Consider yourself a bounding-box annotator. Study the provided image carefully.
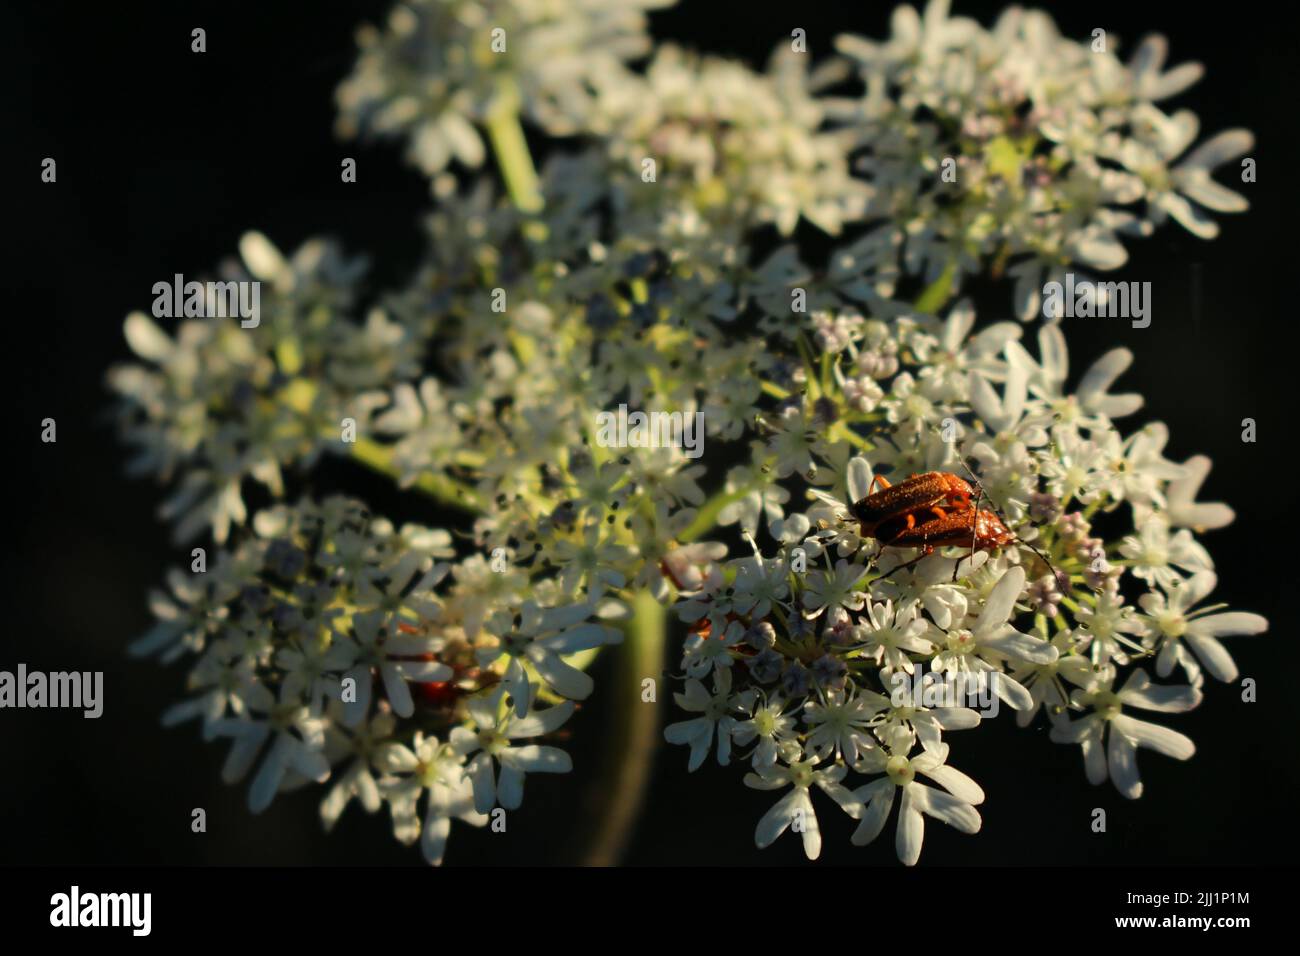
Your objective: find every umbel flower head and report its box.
[660,308,1266,864]
[336,0,673,175]
[825,0,1253,319]
[130,494,620,863]
[110,0,1262,864]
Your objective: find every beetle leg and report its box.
[877,546,932,581]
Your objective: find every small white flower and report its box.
[1050,669,1200,798]
[450,686,575,814]
[1118,517,1212,588]
[802,687,882,765]
[933,566,1056,710]
[1139,571,1267,682]
[379,731,487,866]
[850,742,984,866]
[732,692,800,769]
[730,553,791,619]
[744,755,861,860]
[1156,454,1235,532]
[681,619,744,679]
[852,599,933,674]
[1074,591,1146,667]
[320,712,397,831]
[341,609,453,725]
[879,671,982,752]
[277,633,356,717]
[803,559,870,616]
[480,600,620,717]
[1007,630,1095,728]
[209,695,330,814]
[665,668,740,771]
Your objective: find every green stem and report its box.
[485,80,543,214]
[679,484,755,543]
[276,377,486,514]
[580,589,666,866]
[915,258,959,314]
[348,437,486,514]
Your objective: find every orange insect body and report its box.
[851,471,975,538]
[877,507,1013,554]
[848,469,1048,583]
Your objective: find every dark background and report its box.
[1,0,1294,867]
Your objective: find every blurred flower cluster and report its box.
[825,0,1255,319]
[110,0,1261,864]
[131,494,620,863]
[336,0,672,175]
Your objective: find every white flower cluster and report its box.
[664,309,1266,862]
[336,0,672,175]
[590,44,870,239]
[107,233,424,543]
[111,0,1261,864]
[132,495,619,864]
[825,0,1254,318]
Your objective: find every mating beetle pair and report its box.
[848,469,1045,579]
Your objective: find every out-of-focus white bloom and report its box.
[665,669,740,771]
[336,0,676,175]
[480,599,620,716]
[829,0,1253,320]
[450,685,575,813]
[321,712,398,830]
[1155,455,1235,531]
[380,731,488,865]
[340,609,453,724]
[595,44,870,238]
[209,696,331,814]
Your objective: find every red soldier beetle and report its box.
[873,506,1013,578]
[849,471,976,538]
[853,460,1062,588]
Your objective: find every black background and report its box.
[2,0,1295,868]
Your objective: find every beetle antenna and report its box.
[954,456,1064,590]
[1012,530,1065,592]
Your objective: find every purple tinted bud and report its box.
[747,648,783,684]
[812,653,848,690]
[781,662,812,698]
[1056,512,1089,542]
[744,621,777,651]
[1029,492,1063,524]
